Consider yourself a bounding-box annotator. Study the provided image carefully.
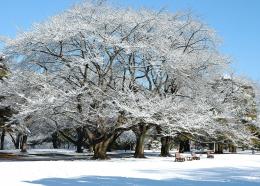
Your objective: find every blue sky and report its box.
[0,0,259,80]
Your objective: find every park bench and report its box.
[175,152,185,162]
[207,151,214,158]
[192,152,200,160]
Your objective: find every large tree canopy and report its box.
[0,1,259,158]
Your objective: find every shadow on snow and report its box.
[25,167,260,186]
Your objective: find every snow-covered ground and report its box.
[1,151,260,186]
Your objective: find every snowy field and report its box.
[1,151,260,186]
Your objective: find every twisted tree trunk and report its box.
[92,135,115,160]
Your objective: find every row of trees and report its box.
[0,1,259,159]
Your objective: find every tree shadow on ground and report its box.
[25,164,260,186]
[139,167,260,182]
[26,173,260,186]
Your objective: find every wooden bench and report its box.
[175,152,185,162]
[207,151,214,158]
[186,156,193,161]
[192,152,200,160]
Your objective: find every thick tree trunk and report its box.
[52,132,60,149]
[215,143,224,154]
[76,127,84,153]
[134,133,146,158]
[179,139,190,153]
[20,135,28,153]
[92,137,114,160]
[133,124,151,158]
[0,129,6,150]
[93,142,109,160]
[228,144,237,153]
[160,136,173,157]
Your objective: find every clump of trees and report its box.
[0,55,11,150]
[0,1,259,159]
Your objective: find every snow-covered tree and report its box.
[205,76,259,153]
[0,54,12,150]
[1,1,256,159]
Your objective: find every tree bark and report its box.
[179,139,190,153]
[160,136,173,157]
[228,144,237,153]
[76,127,84,153]
[52,132,60,149]
[15,133,22,149]
[92,136,114,160]
[0,129,6,150]
[20,135,28,153]
[215,143,224,154]
[133,124,150,158]
[134,133,146,158]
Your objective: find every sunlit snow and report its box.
[1,151,260,186]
